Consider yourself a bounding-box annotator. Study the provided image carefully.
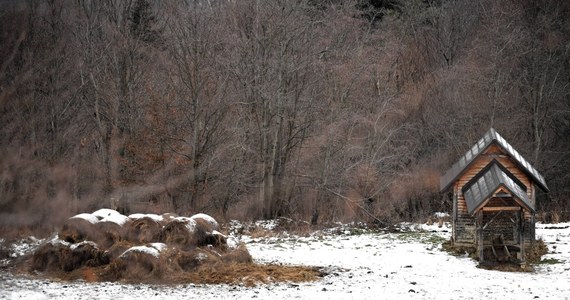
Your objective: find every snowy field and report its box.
[1,221,569,300]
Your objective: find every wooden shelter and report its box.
[440,128,549,264]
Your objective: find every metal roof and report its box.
[463,163,534,215]
[439,128,549,193]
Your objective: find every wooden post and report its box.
[477,211,484,262]
[452,188,458,244]
[519,209,526,265]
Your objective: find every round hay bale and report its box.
[190,213,219,231]
[94,221,125,250]
[158,216,225,250]
[30,239,109,273]
[112,244,166,280]
[30,240,72,273]
[126,217,162,244]
[70,241,109,269]
[221,243,252,264]
[60,215,99,244]
[158,217,199,249]
[175,248,221,272]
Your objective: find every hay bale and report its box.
[108,244,166,281]
[30,239,108,273]
[158,216,227,250]
[30,240,72,273]
[60,215,99,244]
[222,243,252,264]
[126,217,162,244]
[94,221,125,250]
[158,217,205,250]
[70,241,109,269]
[158,217,194,249]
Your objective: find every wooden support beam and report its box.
[482,206,521,212]
[519,209,526,265]
[477,211,484,262]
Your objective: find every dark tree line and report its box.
[1,0,569,233]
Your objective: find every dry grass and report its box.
[526,239,548,264]
[171,263,321,286]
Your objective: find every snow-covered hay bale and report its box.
[126,217,162,244]
[158,218,195,248]
[104,244,166,281]
[30,239,108,273]
[158,217,195,249]
[30,240,72,273]
[59,214,99,244]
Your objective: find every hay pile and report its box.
[19,209,320,285]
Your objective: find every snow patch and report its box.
[92,208,122,220]
[121,246,158,258]
[434,212,450,218]
[70,241,98,251]
[128,213,164,223]
[69,213,99,224]
[121,243,167,259]
[3,221,570,299]
[149,243,167,252]
[212,230,226,238]
[195,252,209,262]
[48,236,70,248]
[100,214,130,226]
[190,213,219,230]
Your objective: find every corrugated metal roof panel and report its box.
[440,128,549,192]
[463,164,534,215]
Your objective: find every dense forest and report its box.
[1,0,569,233]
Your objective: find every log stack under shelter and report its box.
[440,128,549,265]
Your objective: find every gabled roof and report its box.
[463,163,534,215]
[440,128,549,193]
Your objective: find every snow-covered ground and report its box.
[1,221,569,300]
